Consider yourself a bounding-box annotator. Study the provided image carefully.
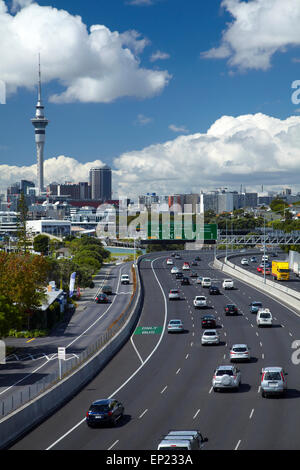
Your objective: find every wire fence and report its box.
[0,265,139,419]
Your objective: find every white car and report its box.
[120,274,130,284]
[182,263,190,271]
[262,255,269,262]
[212,365,241,392]
[257,308,272,327]
[171,266,179,274]
[241,258,249,266]
[222,279,234,289]
[201,329,219,345]
[193,296,207,308]
[167,319,184,333]
[201,277,211,288]
[230,344,250,362]
[166,258,173,265]
[169,289,180,300]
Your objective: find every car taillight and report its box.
[281,372,285,382]
[86,412,89,417]
[225,308,229,311]
[261,373,265,382]
[108,411,113,416]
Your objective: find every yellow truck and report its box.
[272,261,290,281]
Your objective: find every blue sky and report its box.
[1,0,300,197]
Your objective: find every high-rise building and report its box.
[31,55,49,196]
[89,166,112,201]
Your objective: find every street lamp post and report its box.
[263,214,266,284]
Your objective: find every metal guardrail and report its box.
[0,266,139,418]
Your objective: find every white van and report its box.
[222,279,234,290]
[157,431,207,450]
[201,277,211,288]
[256,308,272,327]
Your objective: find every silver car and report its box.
[201,329,220,345]
[169,289,180,300]
[167,319,184,333]
[212,365,241,392]
[230,344,250,362]
[260,367,288,398]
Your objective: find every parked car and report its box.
[95,293,109,304]
[249,301,263,313]
[212,365,241,392]
[230,344,250,362]
[167,319,184,333]
[201,329,220,345]
[209,285,220,295]
[86,399,124,427]
[201,314,216,329]
[224,304,238,316]
[193,296,207,308]
[169,289,180,300]
[257,308,273,327]
[260,367,288,397]
[222,279,234,290]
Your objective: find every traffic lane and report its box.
[42,253,197,450]
[0,263,132,398]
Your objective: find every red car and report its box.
[257,266,263,273]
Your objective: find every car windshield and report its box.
[170,290,178,293]
[264,372,281,381]
[90,404,109,413]
[216,369,233,376]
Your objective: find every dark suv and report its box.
[201,315,216,329]
[224,304,238,316]
[95,293,109,303]
[209,285,220,295]
[86,399,124,427]
[181,277,190,285]
[175,272,184,279]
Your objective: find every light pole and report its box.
[263,213,266,284]
[225,216,228,260]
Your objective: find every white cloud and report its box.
[202,0,300,70]
[0,0,171,102]
[169,124,189,134]
[150,50,170,62]
[2,114,300,199]
[135,114,153,125]
[126,0,154,6]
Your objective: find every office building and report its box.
[89,166,112,201]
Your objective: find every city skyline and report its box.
[1,0,300,197]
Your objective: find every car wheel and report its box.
[213,387,218,392]
[261,390,266,398]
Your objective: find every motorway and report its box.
[9,250,300,450]
[0,262,133,412]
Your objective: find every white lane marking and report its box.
[256,332,259,336]
[262,353,264,359]
[289,332,293,337]
[191,342,194,347]
[209,386,213,394]
[107,440,119,450]
[249,409,254,419]
[139,409,148,419]
[281,324,285,328]
[161,386,167,394]
[46,255,168,450]
[235,440,241,450]
[193,409,200,419]
[176,368,181,375]
[258,386,261,393]
[185,354,189,359]
[260,342,263,347]
[130,336,144,365]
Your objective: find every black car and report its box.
[195,256,201,261]
[224,304,238,316]
[209,285,220,295]
[190,271,198,278]
[86,399,124,427]
[181,277,190,285]
[171,252,176,257]
[191,261,198,266]
[175,272,184,279]
[101,285,113,295]
[201,315,216,329]
[95,293,109,303]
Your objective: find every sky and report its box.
[1,0,300,198]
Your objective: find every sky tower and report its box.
[31,55,49,196]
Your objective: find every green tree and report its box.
[33,234,50,255]
[0,295,22,338]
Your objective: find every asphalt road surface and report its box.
[9,251,300,450]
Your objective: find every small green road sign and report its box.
[134,326,163,335]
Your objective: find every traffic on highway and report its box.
[9,250,300,451]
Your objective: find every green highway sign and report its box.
[134,326,163,335]
[146,222,217,241]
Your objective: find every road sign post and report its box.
[58,347,66,380]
